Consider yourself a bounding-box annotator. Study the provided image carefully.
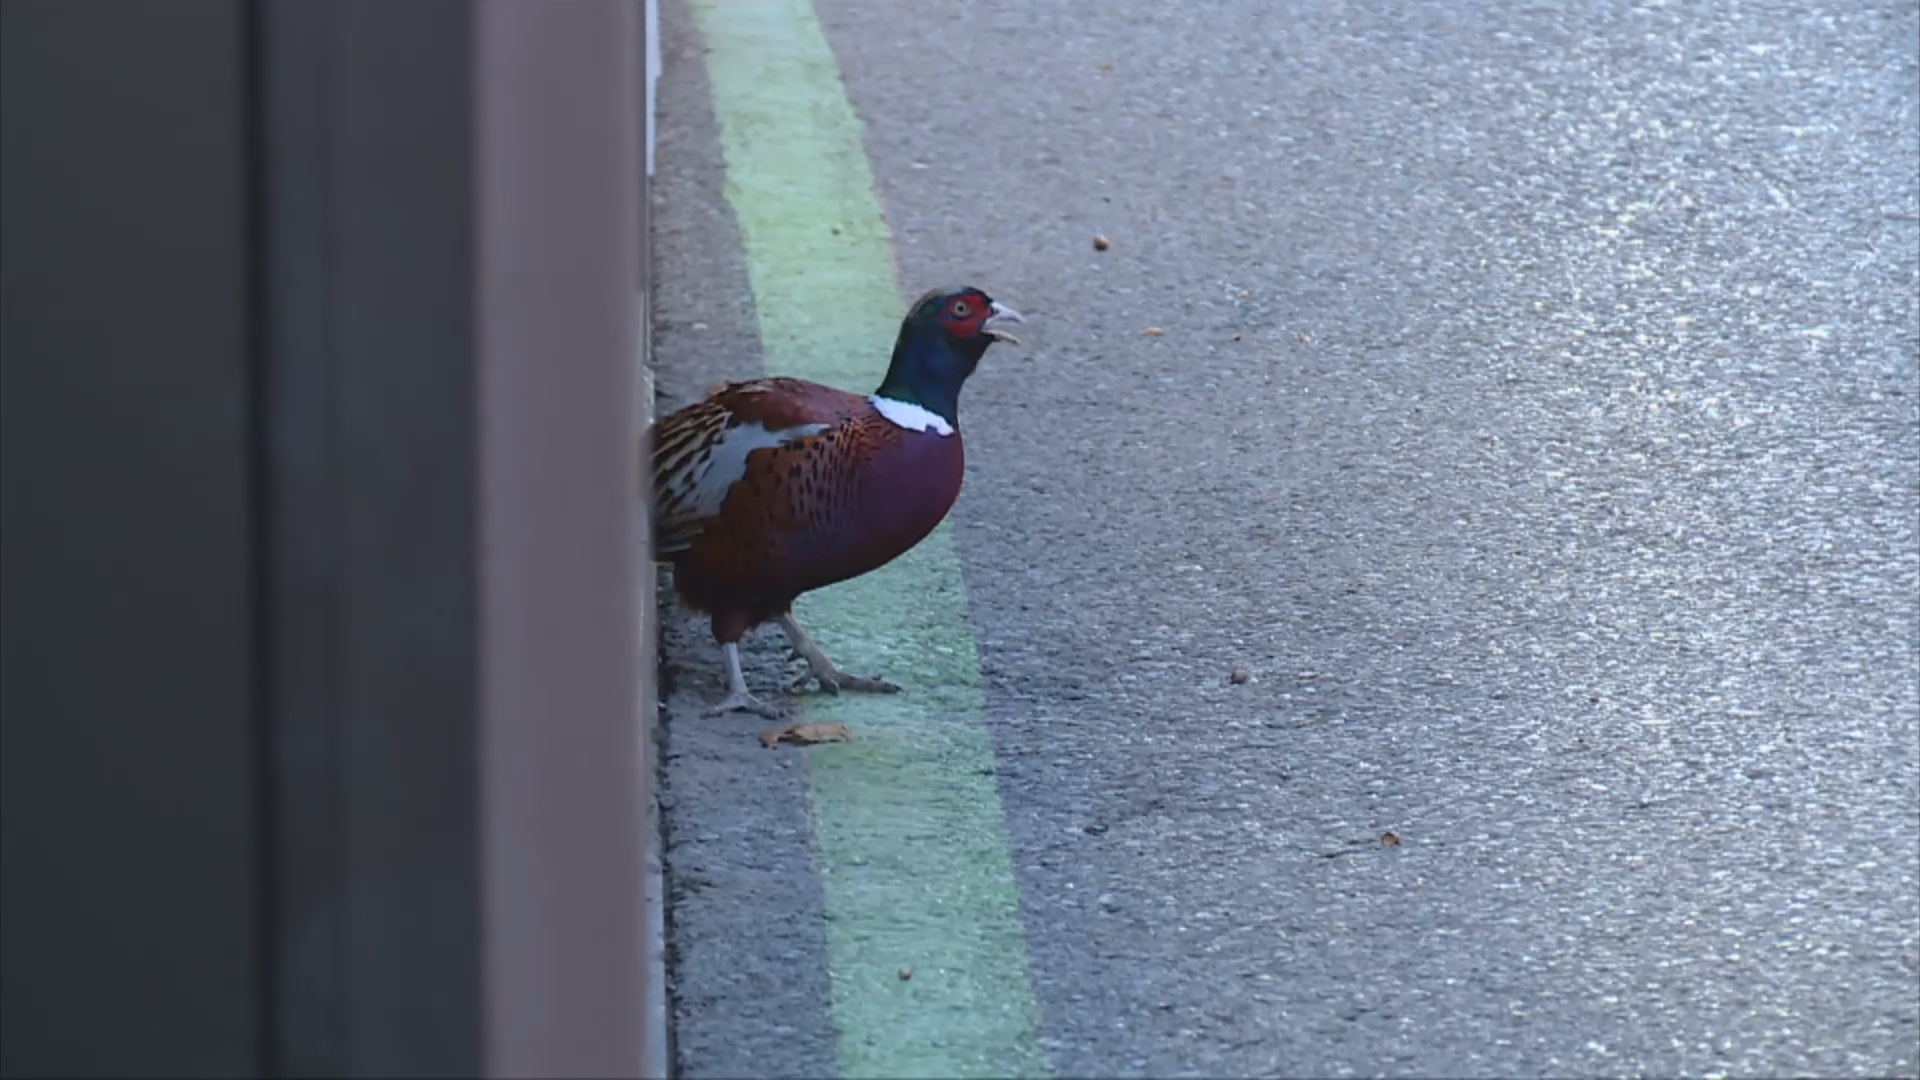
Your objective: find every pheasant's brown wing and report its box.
[649,378,868,557]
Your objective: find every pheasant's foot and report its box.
[790,667,902,695]
[775,614,904,696]
[818,669,902,695]
[705,641,783,718]
[703,688,783,719]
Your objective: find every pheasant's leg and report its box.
[704,642,783,718]
[775,614,902,695]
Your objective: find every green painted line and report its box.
[688,1,1046,1076]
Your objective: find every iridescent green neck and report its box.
[873,323,985,426]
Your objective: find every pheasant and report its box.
[650,285,1024,717]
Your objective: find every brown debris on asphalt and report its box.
[1093,234,1111,251]
[758,722,854,749]
[1229,667,1252,685]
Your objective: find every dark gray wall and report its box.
[1,2,653,1076]
[1,2,263,1075]
[253,2,485,1073]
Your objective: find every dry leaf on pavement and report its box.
[758,722,854,749]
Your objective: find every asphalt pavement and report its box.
[653,0,1920,1075]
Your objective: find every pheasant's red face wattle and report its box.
[941,293,989,338]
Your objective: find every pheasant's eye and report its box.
[950,299,971,318]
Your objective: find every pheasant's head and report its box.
[876,286,1024,426]
[915,285,1024,347]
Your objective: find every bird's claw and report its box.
[817,670,902,695]
[787,669,902,696]
[704,689,783,719]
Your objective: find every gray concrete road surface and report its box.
[652,0,1920,1075]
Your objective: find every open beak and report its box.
[983,300,1025,345]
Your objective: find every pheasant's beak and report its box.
[983,301,1025,345]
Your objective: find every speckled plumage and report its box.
[653,377,965,641]
[647,286,1023,715]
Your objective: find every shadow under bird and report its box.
[648,285,1024,717]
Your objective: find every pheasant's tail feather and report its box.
[650,399,732,555]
